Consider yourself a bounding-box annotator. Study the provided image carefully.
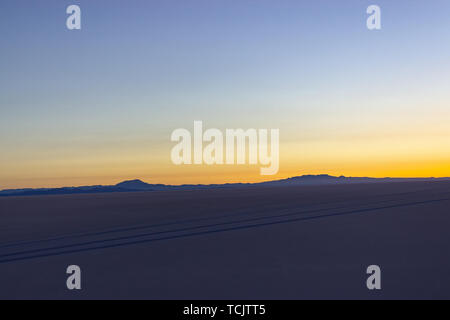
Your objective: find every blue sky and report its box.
[1,0,450,188]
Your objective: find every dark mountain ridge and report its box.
[1,175,449,197]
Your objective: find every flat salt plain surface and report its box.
[0,181,449,299]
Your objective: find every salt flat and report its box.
[0,181,449,299]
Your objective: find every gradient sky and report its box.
[1,0,450,189]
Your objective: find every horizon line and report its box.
[3,174,450,192]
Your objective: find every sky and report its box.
[1,0,450,189]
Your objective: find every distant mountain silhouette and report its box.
[1,175,449,197]
[260,174,377,186]
[115,179,156,190]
